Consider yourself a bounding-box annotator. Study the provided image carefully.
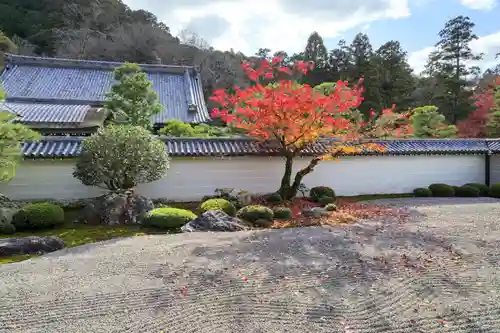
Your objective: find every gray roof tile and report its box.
[487,140,500,153]
[21,136,493,158]
[5,102,90,123]
[0,54,210,125]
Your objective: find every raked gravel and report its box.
[1,197,500,332]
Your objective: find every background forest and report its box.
[0,0,499,137]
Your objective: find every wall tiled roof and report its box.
[4,102,90,123]
[0,54,210,125]
[486,140,500,153]
[21,136,494,159]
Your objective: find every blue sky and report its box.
[123,0,500,73]
[328,0,499,52]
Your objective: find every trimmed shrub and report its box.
[263,192,282,203]
[488,183,500,198]
[253,219,273,228]
[464,183,489,196]
[12,203,64,230]
[309,186,335,202]
[413,188,432,197]
[273,207,292,220]
[428,183,455,197]
[318,196,335,205]
[452,185,460,192]
[199,198,236,216]
[237,205,274,223]
[0,223,16,234]
[324,203,337,211]
[143,207,196,229]
[455,185,480,197]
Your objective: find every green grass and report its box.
[0,254,40,264]
[0,208,176,264]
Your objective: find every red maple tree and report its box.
[457,77,500,138]
[209,57,411,199]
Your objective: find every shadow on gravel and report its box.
[149,215,500,332]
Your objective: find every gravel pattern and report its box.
[1,197,500,332]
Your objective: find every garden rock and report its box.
[311,207,329,217]
[0,207,19,225]
[301,208,315,217]
[0,194,19,209]
[0,236,65,256]
[78,190,154,225]
[181,210,248,232]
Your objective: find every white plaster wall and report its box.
[0,155,486,201]
[490,155,500,185]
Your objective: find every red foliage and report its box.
[264,197,409,229]
[209,56,411,155]
[457,77,500,138]
[336,199,410,221]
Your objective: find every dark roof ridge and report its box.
[30,135,500,143]
[4,53,196,74]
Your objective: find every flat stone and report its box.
[0,236,65,256]
[181,210,248,232]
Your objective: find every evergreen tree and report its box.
[348,33,379,115]
[425,16,482,123]
[373,41,415,110]
[410,105,457,138]
[302,32,329,86]
[105,63,162,130]
[0,88,40,182]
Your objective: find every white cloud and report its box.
[408,46,435,74]
[459,0,497,10]
[123,0,410,55]
[408,31,500,74]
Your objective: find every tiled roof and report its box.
[4,102,90,123]
[487,140,500,153]
[0,54,209,125]
[359,139,489,154]
[21,136,493,158]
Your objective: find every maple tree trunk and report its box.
[278,155,322,200]
[278,154,294,200]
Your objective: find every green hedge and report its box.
[489,183,500,198]
[237,205,274,223]
[12,203,65,231]
[273,207,292,220]
[199,198,236,216]
[428,183,455,197]
[143,207,196,229]
[263,192,282,203]
[0,223,16,234]
[464,183,488,196]
[317,196,335,205]
[413,188,432,197]
[455,185,480,197]
[309,186,335,202]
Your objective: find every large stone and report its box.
[302,207,329,218]
[0,236,65,256]
[0,207,19,225]
[181,210,249,232]
[78,190,154,225]
[0,194,20,209]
